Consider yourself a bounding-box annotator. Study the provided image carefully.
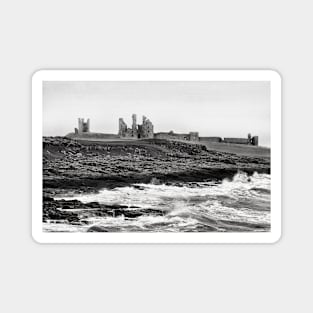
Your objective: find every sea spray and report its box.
[46,172,271,232]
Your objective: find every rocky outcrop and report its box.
[43,137,270,194]
[43,196,164,225]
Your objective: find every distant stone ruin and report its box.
[154,131,199,141]
[118,114,154,139]
[155,131,258,146]
[75,118,90,135]
[71,114,259,146]
[223,136,259,145]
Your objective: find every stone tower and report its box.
[141,115,154,138]
[252,136,259,146]
[132,114,137,137]
[77,118,90,134]
[118,114,154,139]
[118,118,127,137]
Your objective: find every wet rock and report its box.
[109,208,165,219]
[87,225,108,232]
[104,204,129,209]
[85,201,101,208]
[133,185,145,190]
[43,196,54,202]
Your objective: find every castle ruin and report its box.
[72,114,259,146]
[75,118,90,135]
[154,130,199,141]
[118,114,154,139]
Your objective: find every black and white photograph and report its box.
[4,0,313,311]
[33,70,281,243]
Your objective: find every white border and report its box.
[32,70,281,244]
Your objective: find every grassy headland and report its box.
[43,136,270,197]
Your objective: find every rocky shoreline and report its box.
[42,136,270,230]
[43,196,165,230]
[43,136,270,195]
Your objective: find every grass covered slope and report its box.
[203,141,270,158]
[43,137,270,195]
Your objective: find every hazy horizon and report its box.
[43,81,271,147]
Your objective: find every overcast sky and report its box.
[43,81,270,147]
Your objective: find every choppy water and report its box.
[44,172,271,232]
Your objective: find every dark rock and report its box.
[87,225,108,232]
[108,208,164,219]
[43,196,54,202]
[87,225,122,232]
[105,204,129,209]
[85,201,101,208]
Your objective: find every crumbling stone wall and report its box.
[118,118,127,137]
[141,116,154,138]
[223,138,250,144]
[155,132,259,146]
[154,132,189,140]
[154,131,199,141]
[199,137,222,143]
[75,116,259,146]
[132,114,138,137]
[251,136,259,146]
[118,114,154,139]
[223,134,259,146]
[78,118,90,134]
[189,132,199,141]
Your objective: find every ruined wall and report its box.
[141,116,154,138]
[96,114,259,146]
[199,137,222,143]
[251,136,259,146]
[118,118,134,138]
[223,138,250,144]
[119,114,154,139]
[131,114,138,137]
[125,128,133,137]
[223,135,259,146]
[118,118,127,137]
[154,131,199,141]
[154,132,189,140]
[77,118,90,134]
[189,132,199,141]
[119,117,133,138]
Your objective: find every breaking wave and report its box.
[46,172,270,232]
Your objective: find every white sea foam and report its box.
[50,172,270,232]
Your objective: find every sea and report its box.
[43,172,271,232]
